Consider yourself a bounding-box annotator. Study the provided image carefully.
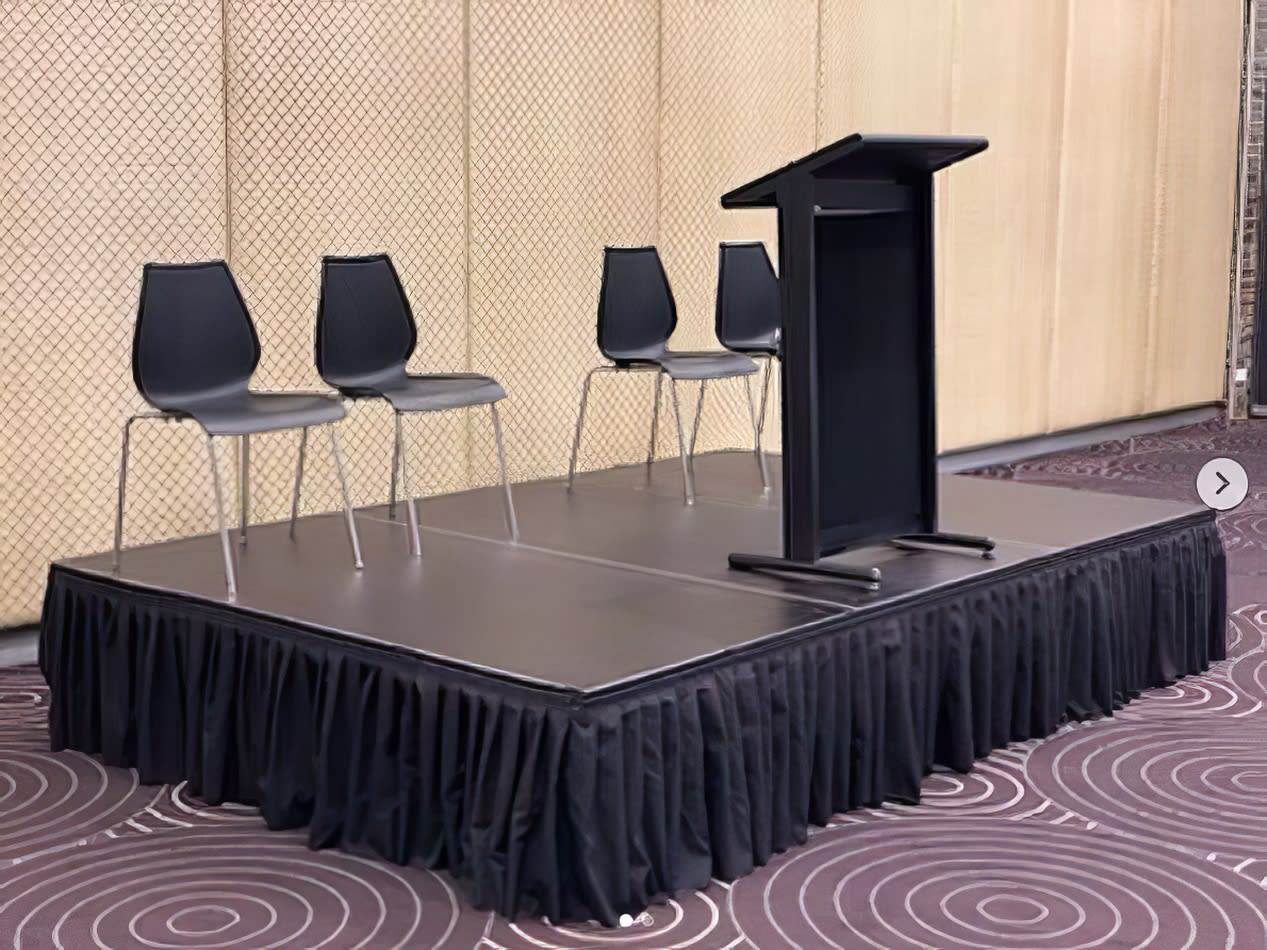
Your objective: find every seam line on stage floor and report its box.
[415,523,855,611]
[367,506,1214,623]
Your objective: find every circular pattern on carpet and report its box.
[727,818,1267,949]
[0,667,49,750]
[0,749,152,860]
[884,755,1041,819]
[1025,718,1267,860]
[495,886,737,949]
[0,829,459,948]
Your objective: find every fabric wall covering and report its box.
[0,0,1243,624]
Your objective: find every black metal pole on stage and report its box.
[721,133,995,589]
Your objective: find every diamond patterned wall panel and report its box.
[223,0,469,516]
[656,0,818,457]
[0,2,229,625]
[467,0,661,481]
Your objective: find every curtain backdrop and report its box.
[0,0,1243,624]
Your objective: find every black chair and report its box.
[307,254,517,556]
[114,261,363,599]
[567,246,760,505]
[716,241,781,489]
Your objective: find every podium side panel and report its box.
[814,209,928,554]
[778,185,820,563]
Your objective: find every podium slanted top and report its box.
[721,133,988,209]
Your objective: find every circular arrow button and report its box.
[1196,457,1248,511]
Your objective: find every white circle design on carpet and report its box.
[1025,719,1267,860]
[727,818,1267,949]
[0,831,458,949]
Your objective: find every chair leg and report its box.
[745,368,769,491]
[395,411,423,557]
[238,434,250,546]
[490,402,519,542]
[327,425,364,570]
[205,435,238,600]
[646,370,662,470]
[757,357,773,493]
[388,413,401,521]
[111,416,137,572]
[688,379,707,463]
[288,426,308,540]
[567,367,600,491]
[758,357,774,440]
[669,378,695,506]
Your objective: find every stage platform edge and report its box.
[39,454,1226,924]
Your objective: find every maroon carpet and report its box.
[2,415,1265,948]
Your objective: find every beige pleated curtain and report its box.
[0,0,1242,625]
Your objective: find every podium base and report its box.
[891,532,995,558]
[727,552,882,591]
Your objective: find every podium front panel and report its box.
[813,202,932,554]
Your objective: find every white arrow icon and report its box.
[1196,458,1248,511]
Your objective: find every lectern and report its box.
[724,133,994,588]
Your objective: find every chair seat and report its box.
[656,350,758,380]
[165,391,347,436]
[722,334,780,357]
[375,373,507,413]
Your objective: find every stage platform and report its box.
[40,452,1226,924]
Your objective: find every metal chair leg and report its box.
[327,426,364,570]
[238,434,250,546]
[688,379,707,463]
[567,367,600,491]
[669,378,695,506]
[745,368,769,491]
[757,357,774,493]
[646,371,662,470]
[289,426,308,540]
[112,416,137,572]
[388,413,401,521]
[205,435,238,600]
[757,357,774,439]
[395,412,423,557]
[490,402,519,542]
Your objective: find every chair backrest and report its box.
[133,261,260,408]
[715,241,780,354]
[316,254,417,388]
[597,246,677,364]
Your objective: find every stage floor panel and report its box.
[59,452,1207,694]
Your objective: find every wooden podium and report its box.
[723,133,993,589]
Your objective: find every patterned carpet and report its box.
[2,415,1265,948]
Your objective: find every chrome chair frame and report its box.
[291,399,518,558]
[748,354,775,491]
[113,404,363,602]
[310,254,518,557]
[567,363,765,506]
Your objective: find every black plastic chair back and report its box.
[597,246,677,364]
[317,254,418,389]
[133,261,260,409]
[715,242,780,354]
